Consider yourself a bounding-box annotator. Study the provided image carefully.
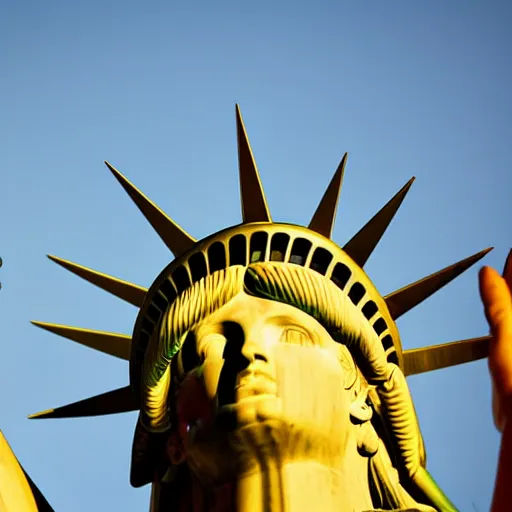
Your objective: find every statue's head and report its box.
[31,106,492,511]
[129,215,447,510]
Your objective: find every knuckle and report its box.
[487,303,511,326]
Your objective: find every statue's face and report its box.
[175,291,358,477]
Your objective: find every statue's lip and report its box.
[234,368,277,400]
[235,378,277,398]
[237,365,276,383]
[236,369,276,386]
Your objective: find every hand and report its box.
[479,250,512,432]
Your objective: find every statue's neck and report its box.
[185,420,374,511]
[189,442,374,511]
[228,421,373,512]
[234,458,373,512]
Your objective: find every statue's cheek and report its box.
[176,372,215,441]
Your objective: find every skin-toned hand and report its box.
[479,251,512,432]
[478,250,512,512]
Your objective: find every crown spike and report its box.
[105,161,196,257]
[385,247,493,319]
[31,321,131,360]
[403,335,490,376]
[308,153,347,238]
[28,386,138,419]
[343,177,415,266]
[236,105,272,223]
[47,255,146,307]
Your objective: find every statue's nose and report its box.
[217,323,271,408]
[220,321,270,366]
[241,338,269,364]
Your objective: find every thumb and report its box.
[479,260,512,431]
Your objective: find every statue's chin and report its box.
[214,397,345,469]
[218,394,282,428]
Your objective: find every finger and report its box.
[479,266,512,342]
[480,265,512,431]
[480,266,512,396]
[503,249,512,291]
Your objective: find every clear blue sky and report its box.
[1,2,511,510]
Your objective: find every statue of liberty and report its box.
[0,106,501,511]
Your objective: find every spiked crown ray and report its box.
[29,105,492,421]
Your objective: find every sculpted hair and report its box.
[143,265,247,431]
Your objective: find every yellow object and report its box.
[0,431,38,512]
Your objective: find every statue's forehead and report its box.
[193,291,332,340]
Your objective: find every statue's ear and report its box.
[356,421,379,457]
[349,392,379,457]
[349,394,372,423]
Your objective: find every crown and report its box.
[29,105,491,421]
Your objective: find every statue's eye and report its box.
[280,328,314,347]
